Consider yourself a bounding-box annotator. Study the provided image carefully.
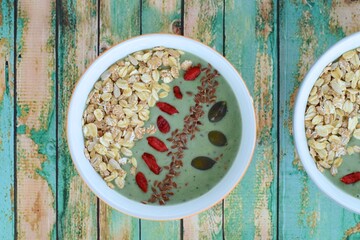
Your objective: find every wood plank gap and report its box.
[55,0,60,240]
[222,0,225,58]
[138,218,141,240]
[97,198,100,240]
[139,0,142,35]
[222,200,225,240]
[97,0,100,56]
[13,0,18,238]
[180,0,184,35]
[180,219,183,240]
[96,2,100,240]
[222,1,225,239]
[275,1,280,239]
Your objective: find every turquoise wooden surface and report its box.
[58,0,98,239]
[279,1,360,239]
[1,0,360,239]
[0,0,14,239]
[224,0,278,239]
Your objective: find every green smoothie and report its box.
[324,137,360,198]
[115,53,242,204]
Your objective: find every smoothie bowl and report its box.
[67,34,256,220]
[294,32,360,214]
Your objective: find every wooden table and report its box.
[1,0,360,239]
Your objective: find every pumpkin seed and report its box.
[208,130,227,146]
[191,156,216,170]
[208,101,227,122]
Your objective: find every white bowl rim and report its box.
[294,31,360,214]
[67,33,256,220]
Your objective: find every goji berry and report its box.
[136,172,148,192]
[184,66,201,81]
[173,86,183,99]
[340,172,360,184]
[157,116,170,133]
[156,102,179,115]
[142,153,162,175]
[147,136,168,152]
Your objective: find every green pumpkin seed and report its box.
[208,130,227,146]
[208,101,227,122]
[191,156,216,170]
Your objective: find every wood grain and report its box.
[98,1,140,239]
[142,0,182,34]
[16,0,56,239]
[224,0,278,239]
[99,0,140,53]
[279,0,360,239]
[3,0,360,239]
[182,1,224,239]
[58,0,98,239]
[0,0,15,239]
[139,1,182,239]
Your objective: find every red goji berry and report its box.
[184,66,201,81]
[173,86,183,99]
[156,102,179,115]
[340,172,360,184]
[142,153,162,175]
[147,136,168,152]
[136,172,148,192]
[157,116,170,133]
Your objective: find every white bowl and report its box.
[294,32,360,214]
[67,34,256,220]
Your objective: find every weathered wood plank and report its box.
[99,0,140,53]
[182,1,224,239]
[0,0,15,239]
[140,220,180,240]
[98,1,140,239]
[139,0,182,239]
[16,0,56,239]
[58,0,98,239]
[142,0,182,34]
[224,0,278,239]
[279,0,360,239]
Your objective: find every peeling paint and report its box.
[343,223,360,240]
[254,52,273,141]
[99,200,138,240]
[183,215,199,240]
[58,1,98,239]
[256,0,273,40]
[17,1,53,131]
[148,0,177,14]
[254,147,274,240]
[61,176,96,240]
[184,0,223,49]
[296,11,318,83]
[99,0,139,51]
[17,135,56,240]
[142,0,180,34]
[330,0,360,35]
[198,204,222,239]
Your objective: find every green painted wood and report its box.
[142,0,182,34]
[16,0,57,239]
[98,1,140,239]
[0,0,15,239]
[58,0,98,239]
[279,0,360,239]
[99,0,140,53]
[224,0,278,239]
[182,0,225,239]
[140,1,182,239]
[141,220,180,240]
